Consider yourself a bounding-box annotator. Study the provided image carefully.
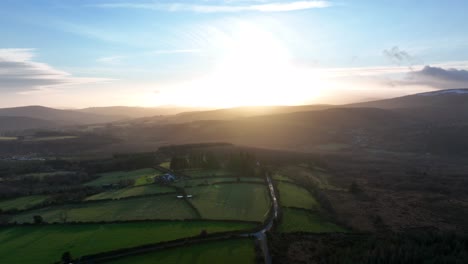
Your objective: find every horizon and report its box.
[2,1,468,108]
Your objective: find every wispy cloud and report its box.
[93,1,332,13]
[0,49,110,93]
[96,55,126,65]
[149,49,201,55]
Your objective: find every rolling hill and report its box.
[0,106,123,126]
[0,116,57,131]
[347,89,468,124]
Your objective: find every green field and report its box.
[0,136,17,141]
[85,168,162,187]
[278,182,319,210]
[0,222,255,264]
[278,207,346,233]
[85,185,177,201]
[110,238,256,264]
[273,173,293,182]
[0,195,49,211]
[159,161,171,169]
[182,168,233,178]
[174,177,264,187]
[25,136,78,141]
[11,194,196,223]
[18,171,74,179]
[188,183,271,222]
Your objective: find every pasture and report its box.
[0,222,255,264]
[0,136,17,141]
[159,161,171,169]
[11,194,196,223]
[188,183,271,222]
[110,238,256,264]
[174,177,264,187]
[85,168,161,187]
[278,182,319,210]
[0,195,48,211]
[273,173,293,182]
[278,208,346,233]
[25,136,78,141]
[182,168,233,178]
[85,185,176,201]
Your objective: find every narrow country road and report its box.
[245,175,279,264]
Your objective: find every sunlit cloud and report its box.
[93,1,332,13]
[96,55,126,65]
[0,48,111,93]
[149,49,202,55]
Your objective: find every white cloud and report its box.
[96,55,126,64]
[149,49,201,55]
[93,1,332,13]
[0,48,111,93]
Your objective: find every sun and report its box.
[148,22,324,108]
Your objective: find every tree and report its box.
[59,210,68,223]
[61,251,72,264]
[199,229,208,237]
[33,215,43,224]
[349,181,363,194]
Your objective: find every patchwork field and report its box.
[0,136,17,141]
[278,182,319,210]
[182,168,233,178]
[278,208,346,233]
[0,222,255,264]
[85,185,177,201]
[188,183,271,222]
[272,173,293,182]
[110,238,256,264]
[18,171,74,179]
[25,136,78,141]
[85,168,162,187]
[174,177,264,187]
[11,195,196,223]
[159,161,171,169]
[0,195,49,211]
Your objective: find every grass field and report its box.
[174,177,264,187]
[278,182,319,210]
[159,161,171,169]
[182,168,233,178]
[0,222,255,264]
[85,168,162,187]
[85,185,177,201]
[0,195,49,211]
[18,171,74,179]
[110,238,256,264]
[0,136,17,141]
[273,173,293,182]
[188,183,271,222]
[25,136,78,141]
[11,194,196,223]
[278,207,346,233]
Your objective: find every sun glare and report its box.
[151,22,324,108]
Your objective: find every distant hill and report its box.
[348,89,468,109]
[347,89,468,123]
[117,107,416,153]
[0,106,122,125]
[79,106,212,119]
[0,116,57,131]
[137,104,334,124]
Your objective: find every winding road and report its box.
[244,175,279,264]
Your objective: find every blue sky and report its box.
[1,0,468,108]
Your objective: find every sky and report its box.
[1,0,468,108]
